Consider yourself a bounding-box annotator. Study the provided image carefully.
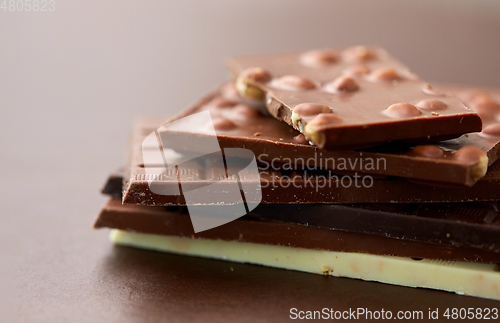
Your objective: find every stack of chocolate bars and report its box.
[94,46,500,300]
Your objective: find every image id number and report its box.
[1,0,55,11]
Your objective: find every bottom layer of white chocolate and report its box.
[110,229,500,300]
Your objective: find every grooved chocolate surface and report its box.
[123,115,500,206]
[226,47,483,149]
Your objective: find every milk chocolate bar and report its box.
[109,230,500,300]
[226,47,483,149]
[153,83,500,186]
[123,117,500,205]
[95,198,500,263]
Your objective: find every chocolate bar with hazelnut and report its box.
[150,83,500,186]
[122,113,500,205]
[226,46,483,150]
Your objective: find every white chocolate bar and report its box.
[110,229,500,300]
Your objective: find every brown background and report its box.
[3,0,500,321]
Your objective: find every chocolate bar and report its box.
[95,199,500,263]
[109,230,500,300]
[104,173,500,255]
[153,83,500,186]
[226,47,483,149]
[123,117,500,206]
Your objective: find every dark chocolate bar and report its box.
[104,173,500,254]
[226,47,483,149]
[101,167,125,200]
[123,117,500,206]
[153,83,500,186]
[95,199,500,263]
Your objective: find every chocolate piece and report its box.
[250,202,500,252]
[226,47,482,149]
[153,83,500,186]
[95,199,500,263]
[100,167,125,200]
[456,88,500,125]
[123,116,500,206]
